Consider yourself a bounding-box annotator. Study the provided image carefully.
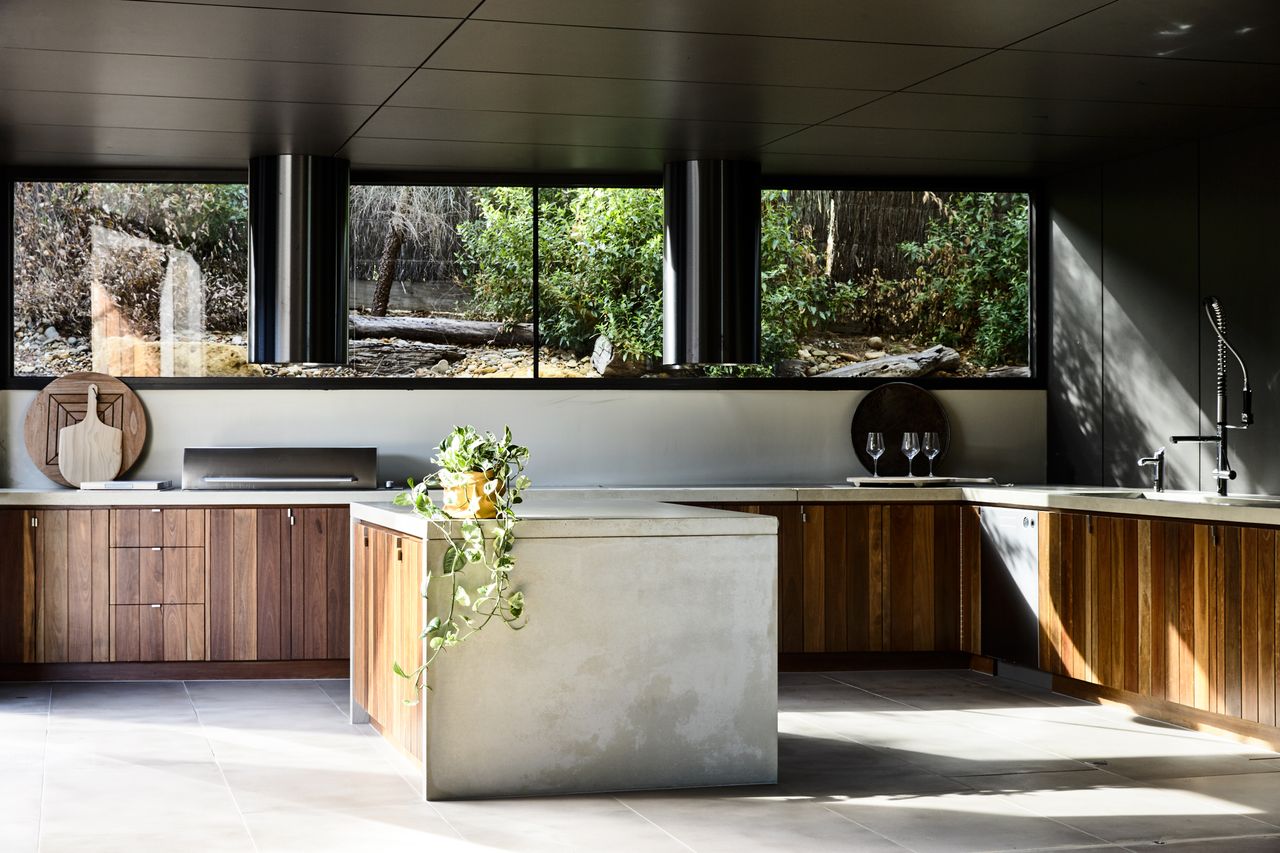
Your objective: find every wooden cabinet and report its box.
[352,522,424,762]
[0,509,111,663]
[108,508,206,663]
[207,507,349,661]
[1038,512,1280,731]
[697,502,977,658]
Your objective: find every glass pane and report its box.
[13,181,250,378]
[739,189,1031,379]
[346,185,534,378]
[537,186,664,378]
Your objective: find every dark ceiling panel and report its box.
[830,91,1279,139]
[761,151,1040,177]
[765,124,1163,165]
[0,48,405,104]
[1014,0,1280,63]
[0,91,371,138]
[133,0,479,15]
[913,49,1280,108]
[7,150,247,169]
[342,136,665,172]
[389,69,878,125]
[474,0,1105,48]
[359,107,799,152]
[425,20,985,90]
[0,0,456,66]
[1,124,345,161]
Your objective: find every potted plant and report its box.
[392,426,530,698]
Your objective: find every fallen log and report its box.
[349,315,534,347]
[818,344,960,379]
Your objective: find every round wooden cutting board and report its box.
[24,372,147,487]
[850,382,950,477]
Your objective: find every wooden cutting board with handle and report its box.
[25,372,146,488]
[57,383,124,486]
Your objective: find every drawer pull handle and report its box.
[151,547,162,551]
[151,509,162,513]
[149,604,161,608]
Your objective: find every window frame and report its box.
[3,167,1046,391]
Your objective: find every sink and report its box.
[1056,489,1280,510]
[1056,489,1145,500]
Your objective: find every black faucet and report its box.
[1137,447,1166,492]
[1169,297,1253,497]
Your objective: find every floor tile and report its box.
[243,802,465,853]
[1156,772,1280,829]
[825,789,1108,852]
[621,789,910,851]
[430,795,692,852]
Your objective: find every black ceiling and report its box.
[0,0,1277,177]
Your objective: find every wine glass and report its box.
[923,431,942,477]
[901,432,921,477]
[866,432,886,477]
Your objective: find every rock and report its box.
[66,336,77,345]
[44,326,60,341]
[825,355,839,363]
[797,348,811,359]
[867,335,884,349]
[809,348,828,357]
[432,359,450,374]
[775,359,808,378]
[865,350,887,359]
[591,335,645,377]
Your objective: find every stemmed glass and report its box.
[901,432,921,477]
[866,432,886,477]
[923,431,942,477]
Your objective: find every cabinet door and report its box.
[208,506,350,661]
[290,507,351,661]
[28,509,111,663]
[112,603,204,662]
[0,510,36,663]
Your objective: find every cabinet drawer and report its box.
[111,547,205,605]
[111,509,205,548]
[111,604,206,662]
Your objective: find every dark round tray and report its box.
[850,382,950,477]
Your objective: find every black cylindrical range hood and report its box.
[662,160,762,366]
[249,155,351,365]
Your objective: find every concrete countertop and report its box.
[351,497,778,540]
[6,484,1280,528]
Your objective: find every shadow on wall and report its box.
[1049,217,1102,484]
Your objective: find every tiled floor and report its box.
[4,672,1280,852]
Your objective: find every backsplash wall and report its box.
[1,387,1046,489]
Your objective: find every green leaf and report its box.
[392,661,411,679]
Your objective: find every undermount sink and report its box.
[1056,489,1280,509]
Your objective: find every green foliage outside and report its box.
[459,187,864,372]
[899,192,1030,366]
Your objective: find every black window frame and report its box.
[3,167,1046,391]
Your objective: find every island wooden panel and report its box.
[353,522,424,763]
[1039,511,1280,743]
[111,604,204,662]
[695,503,974,660]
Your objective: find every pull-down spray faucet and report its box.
[1169,297,1253,496]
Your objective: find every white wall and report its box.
[1,387,1046,489]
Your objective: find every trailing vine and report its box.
[392,426,530,700]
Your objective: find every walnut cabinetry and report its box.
[109,508,206,662]
[206,507,349,662]
[694,503,979,660]
[0,504,350,673]
[351,522,424,762]
[1038,511,1280,743]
